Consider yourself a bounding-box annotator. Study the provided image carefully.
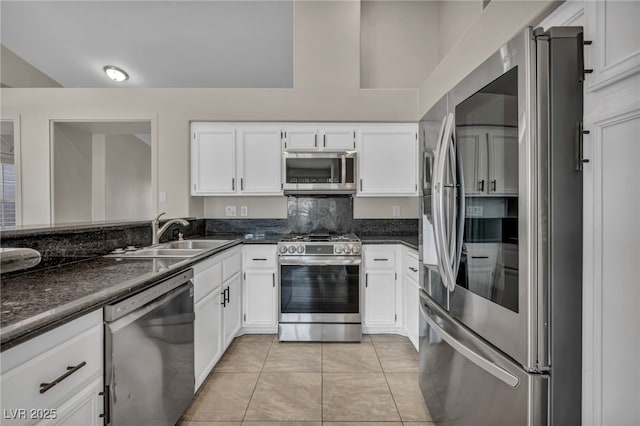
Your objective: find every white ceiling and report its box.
[1,1,293,88]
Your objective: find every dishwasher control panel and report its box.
[104,269,193,322]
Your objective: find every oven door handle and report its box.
[279,256,362,266]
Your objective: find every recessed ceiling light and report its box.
[103,65,129,82]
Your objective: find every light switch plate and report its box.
[159,191,167,204]
[240,206,248,217]
[225,206,237,217]
[392,205,401,217]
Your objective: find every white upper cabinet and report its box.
[284,124,356,151]
[356,124,419,196]
[191,123,236,195]
[283,125,318,151]
[322,125,356,151]
[191,123,283,196]
[238,126,283,195]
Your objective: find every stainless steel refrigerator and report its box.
[418,27,584,426]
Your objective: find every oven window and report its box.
[285,158,342,184]
[455,66,519,313]
[280,265,360,313]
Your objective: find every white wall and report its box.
[361,1,440,89]
[0,45,61,88]
[418,0,560,118]
[2,0,418,226]
[53,123,92,223]
[105,134,152,221]
[437,0,483,61]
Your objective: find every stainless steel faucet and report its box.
[151,212,190,245]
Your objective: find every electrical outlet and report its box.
[159,191,167,204]
[240,206,248,217]
[392,205,401,217]
[225,206,237,217]
[466,206,483,217]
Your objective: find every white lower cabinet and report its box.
[242,245,278,332]
[403,247,420,351]
[194,286,223,391]
[0,310,104,426]
[193,246,241,391]
[222,273,242,348]
[362,245,400,330]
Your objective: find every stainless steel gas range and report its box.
[278,233,362,342]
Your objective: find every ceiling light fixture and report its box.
[103,65,129,82]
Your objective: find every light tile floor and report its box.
[179,334,432,426]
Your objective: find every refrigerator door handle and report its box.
[419,292,520,388]
[432,116,449,291]
[435,113,457,292]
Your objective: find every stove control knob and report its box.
[279,245,288,254]
[352,245,360,254]
[296,245,305,254]
[335,245,344,254]
[288,245,296,254]
[344,245,352,254]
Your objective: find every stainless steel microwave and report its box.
[283,151,356,194]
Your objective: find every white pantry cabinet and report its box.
[457,126,518,196]
[283,124,356,151]
[362,245,400,329]
[242,245,278,332]
[356,124,419,196]
[0,310,104,426]
[191,123,283,196]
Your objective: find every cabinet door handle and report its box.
[225,287,230,303]
[491,179,496,192]
[232,178,235,191]
[373,258,389,261]
[323,134,326,147]
[252,258,267,261]
[409,267,418,272]
[221,288,227,307]
[40,361,87,394]
[314,134,318,147]
[241,178,244,191]
[272,273,276,287]
[471,256,489,259]
[365,273,368,288]
[478,180,485,192]
[359,179,363,191]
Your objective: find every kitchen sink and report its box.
[106,240,234,258]
[110,248,203,258]
[158,240,232,250]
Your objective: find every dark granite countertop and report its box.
[1,232,419,350]
[0,239,243,350]
[359,235,419,250]
[201,233,284,244]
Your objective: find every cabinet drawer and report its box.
[405,249,419,281]
[1,313,103,422]
[194,259,222,303]
[243,246,277,269]
[222,250,241,281]
[363,246,396,270]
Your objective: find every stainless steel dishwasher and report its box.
[104,269,194,426]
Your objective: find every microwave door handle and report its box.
[341,154,347,184]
